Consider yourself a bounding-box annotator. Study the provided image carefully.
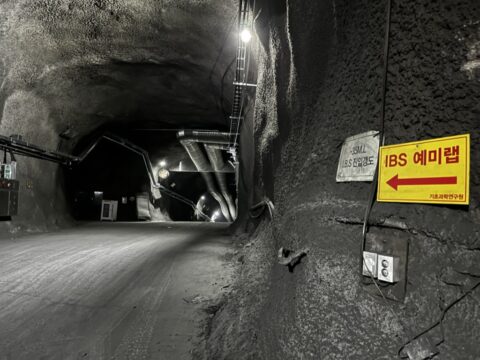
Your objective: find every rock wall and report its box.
[221,0,480,358]
[0,90,70,235]
[0,0,237,233]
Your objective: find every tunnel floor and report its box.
[0,222,235,360]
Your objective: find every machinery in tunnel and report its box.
[65,127,238,222]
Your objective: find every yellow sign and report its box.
[377,134,470,205]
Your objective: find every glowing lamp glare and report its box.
[240,29,252,43]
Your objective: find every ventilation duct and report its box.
[177,130,239,222]
[177,130,237,144]
[180,140,232,222]
[204,145,237,220]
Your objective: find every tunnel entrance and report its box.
[64,124,237,222]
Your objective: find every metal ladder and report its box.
[228,0,251,152]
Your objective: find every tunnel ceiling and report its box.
[0,0,238,147]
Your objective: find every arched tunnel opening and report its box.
[1,0,480,359]
[64,123,237,222]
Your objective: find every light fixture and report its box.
[240,29,252,43]
[211,210,221,223]
[159,160,167,168]
[158,168,170,179]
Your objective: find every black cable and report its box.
[359,0,407,345]
[361,0,392,253]
[398,281,480,358]
[379,0,392,145]
[250,198,274,220]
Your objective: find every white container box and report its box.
[100,200,118,221]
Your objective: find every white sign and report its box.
[336,130,380,182]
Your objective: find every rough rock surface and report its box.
[0,0,237,232]
[1,0,480,358]
[211,0,480,359]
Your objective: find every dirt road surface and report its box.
[0,222,234,360]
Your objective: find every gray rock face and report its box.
[2,0,480,358]
[0,0,237,233]
[211,0,480,359]
[1,0,237,136]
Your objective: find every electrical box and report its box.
[362,251,378,278]
[1,162,16,180]
[0,179,19,216]
[377,254,400,283]
[100,200,118,221]
[363,230,409,301]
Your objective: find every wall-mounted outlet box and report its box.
[377,255,400,283]
[362,251,378,278]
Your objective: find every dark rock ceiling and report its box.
[0,0,238,148]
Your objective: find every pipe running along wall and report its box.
[0,130,214,221]
[204,145,237,220]
[177,130,238,221]
[77,133,213,221]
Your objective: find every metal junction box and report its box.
[0,179,19,216]
[363,229,409,301]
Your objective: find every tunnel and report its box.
[0,0,479,359]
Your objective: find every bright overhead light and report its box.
[158,168,170,179]
[159,160,167,167]
[240,29,252,43]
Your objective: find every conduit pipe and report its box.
[76,133,212,221]
[177,130,237,145]
[0,134,77,165]
[177,130,239,222]
[204,145,237,220]
[180,140,232,222]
